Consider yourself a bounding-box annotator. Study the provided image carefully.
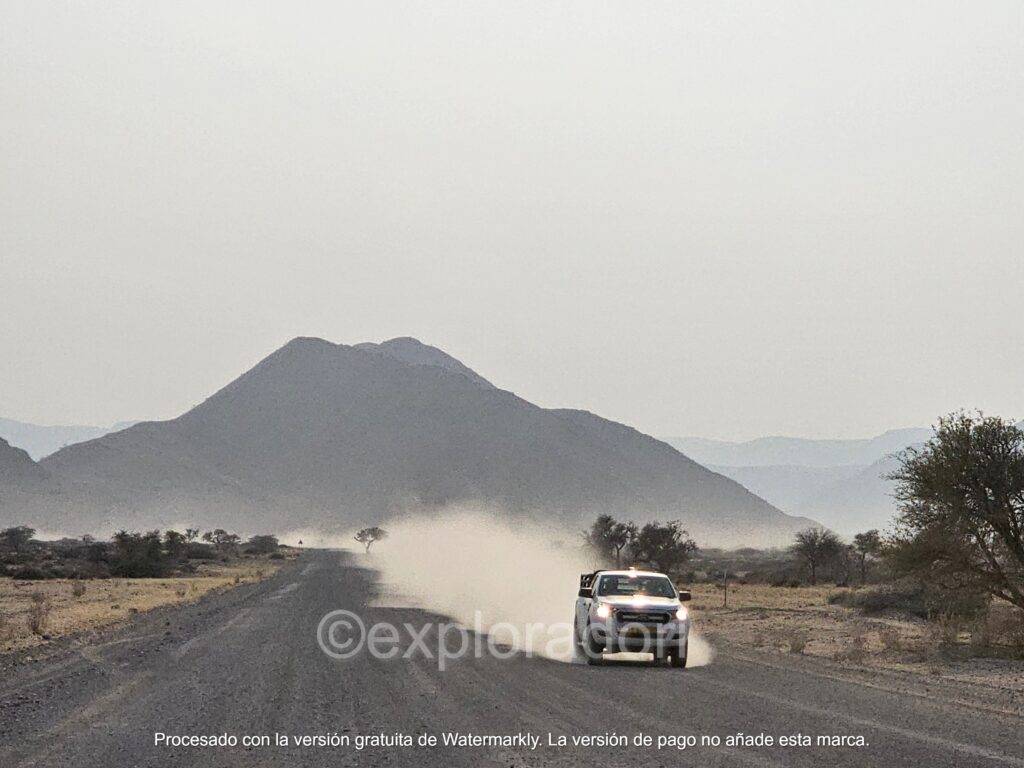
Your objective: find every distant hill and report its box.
[7,337,817,546]
[666,429,933,468]
[676,421,1023,534]
[0,417,136,460]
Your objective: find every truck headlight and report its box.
[675,606,688,621]
[595,604,611,619]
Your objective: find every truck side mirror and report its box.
[578,588,592,598]
[677,590,692,602]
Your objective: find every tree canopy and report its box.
[888,412,1024,611]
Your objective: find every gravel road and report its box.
[1,549,1022,767]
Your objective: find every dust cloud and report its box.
[317,509,713,666]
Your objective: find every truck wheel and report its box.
[670,650,687,668]
[585,623,604,665]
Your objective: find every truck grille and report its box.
[616,611,671,624]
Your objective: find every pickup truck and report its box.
[573,568,691,667]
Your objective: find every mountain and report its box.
[9,337,816,546]
[0,438,50,487]
[666,429,933,468]
[353,337,493,388]
[0,417,136,460]
[678,422,1023,534]
[0,437,65,522]
[708,464,865,516]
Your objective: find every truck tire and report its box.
[670,649,687,668]
[585,622,604,665]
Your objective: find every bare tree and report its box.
[792,528,842,585]
[354,526,388,553]
[888,412,1024,611]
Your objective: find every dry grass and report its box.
[0,551,297,653]
[689,582,1024,692]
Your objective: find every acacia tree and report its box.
[0,525,36,552]
[631,520,698,576]
[888,412,1024,611]
[583,515,638,566]
[583,514,617,561]
[354,526,388,553]
[792,527,842,585]
[852,529,883,583]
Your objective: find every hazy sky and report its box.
[2,1,1022,440]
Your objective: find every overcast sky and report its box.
[2,1,1022,441]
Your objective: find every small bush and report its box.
[28,595,50,635]
[174,585,187,598]
[269,552,285,560]
[185,542,218,560]
[970,611,1024,658]
[878,626,901,652]
[830,579,988,621]
[71,582,87,598]
[9,565,54,580]
[846,631,868,663]
[786,629,809,654]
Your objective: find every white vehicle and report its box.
[573,568,691,667]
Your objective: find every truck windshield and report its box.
[597,575,676,598]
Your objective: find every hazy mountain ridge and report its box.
[9,337,816,545]
[679,421,1024,534]
[0,417,137,460]
[666,428,933,468]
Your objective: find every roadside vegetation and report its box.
[0,526,298,653]
[583,412,1024,676]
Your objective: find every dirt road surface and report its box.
[1,550,1021,767]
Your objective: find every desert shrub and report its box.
[185,543,217,560]
[174,585,187,598]
[269,552,285,560]
[828,589,853,605]
[28,594,50,635]
[970,610,1024,657]
[830,579,988,621]
[927,614,965,653]
[9,565,55,580]
[110,531,169,578]
[245,535,279,555]
[878,626,901,652]
[71,582,87,598]
[847,631,868,663]
[786,628,809,654]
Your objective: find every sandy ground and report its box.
[0,551,298,653]
[690,583,1024,698]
